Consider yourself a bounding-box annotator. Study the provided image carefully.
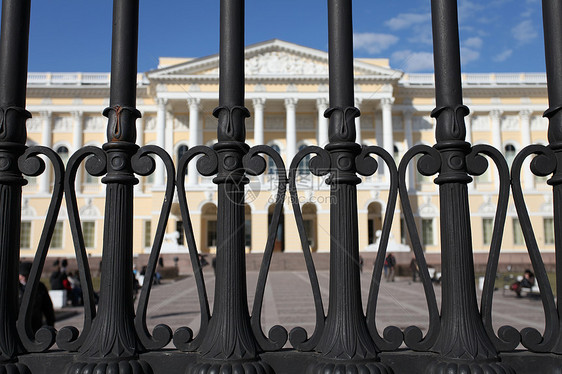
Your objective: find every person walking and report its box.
[386,253,396,282]
[410,257,419,282]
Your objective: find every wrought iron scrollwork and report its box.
[356,145,403,351]
[243,145,289,351]
[173,145,218,351]
[132,145,175,350]
[398,144,441,351]
[56,146,107,352]
[466,145,520,352]
[510,144,559,352]
[287,145,331,351]
[16,146,64,352]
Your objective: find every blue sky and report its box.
[25,0,545,73]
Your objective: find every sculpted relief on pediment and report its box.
[200,51,329,76]
[246,52,328,75]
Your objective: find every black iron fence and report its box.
[1,0,562,373]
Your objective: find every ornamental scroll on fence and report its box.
[1,0,562,373]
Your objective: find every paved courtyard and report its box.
[55,270,546,349]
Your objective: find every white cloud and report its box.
[407,26,433,45]
[461,47,480,65]
[464,37,483,49]
[353,33,399,54]
[391,50,434,72]
[512,19,538,44]
[493,49,513,62]
[385,13,430,31]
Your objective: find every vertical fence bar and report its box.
[542,0,562,353]
[0,0,31,370]
[425,0,513,372]
[307,1,390,372]
[67,1,147,373]
[191,0,270,373]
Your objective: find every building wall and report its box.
[19,47,555,270]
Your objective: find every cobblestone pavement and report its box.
[55,270,546,348]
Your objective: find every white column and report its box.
[490,109,503,151]
[154,98,167,188]
[135,111,145,193]
[355,98,363,145]
[490,109,503,189]
[40,111,53,193]
[316,98,329,147]
[188,98,201,186]
[520,110,534,190]
[253,98,266,184]
[165,108,174,163]
[72,111,84,193]
[465,113,472,145]
[253,98,265,146]
[375,110,383,178]
[381,97,395,156]
[403,110,415,191]
[285,98,298,164]
[465,114,474,192]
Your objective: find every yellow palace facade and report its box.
[20,40,554,265]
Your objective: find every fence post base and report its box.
[187,358,273,374]
[308,359,392,374]
[425,359,514,374]
[66,358,152,374]
[0,362,29,374]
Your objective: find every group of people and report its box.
[18,261,55,333]
[510,269,536,298]
[50,259,83,306]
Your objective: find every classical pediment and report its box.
[147,39,401,83]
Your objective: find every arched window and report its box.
[201,203,218,253]
[245,204,252,251]
[82,144,102,186]
[393,145,400,160]
[268,144,280,175]
[367,202,383,245]
[504,143,517,166]
[302,203,317,251]
[177,144,188,175]
[298,143,310,175]
[56,145,69,164]
[268,204,285,252]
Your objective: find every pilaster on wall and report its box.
[39,110,52,194]
[187,97,201,186]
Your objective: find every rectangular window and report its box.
[400,217,407,244]
[513,218,524,245]
[303,219,315,247]
[52,222,63,249]
[144,220,152,248]
[422,219,434,246]
[176,221,184,246]
[83,163,100,185]
[482,218,493,245]
[82,221,95,248]
[207,220,217,247]
[368,219,375,244]
[416,156,431,185]
[245,219,252,248]
[20,221,31,249]
[544,218,555,245]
